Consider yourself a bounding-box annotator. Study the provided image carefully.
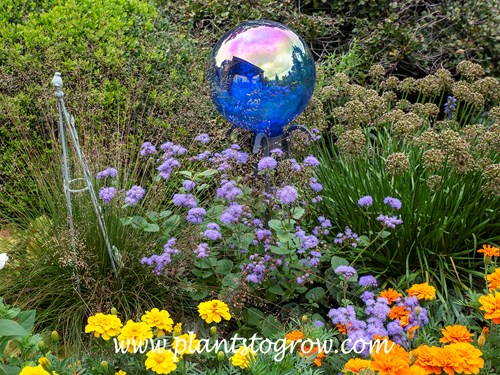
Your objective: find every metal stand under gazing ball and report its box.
[51,72,120,286]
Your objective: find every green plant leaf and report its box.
[0,319,28,337]
[244,308,264,326]
[159,210,172,219]
[0,364,21,375]
[216,259,234,275]
[16,310,36,332]
[270,246,292,255]
[259,315,281,337]
[331,256,349,270]
[291,207,305,220]
[143,223,160,232]
[305,287,326,302]
[268,283,284,295]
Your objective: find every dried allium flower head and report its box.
[334,73,350,88]
[399,77,417,92]
[434,68,454,91]
[457,60,484,80]
[385,76,400,90]
[452,81,480,105]
[368,64,385,79]
[482,164,500,197]
[416,75,441,97]
[414,129,439,148]
[347,84,368,100]
[423,149,445,170]
[472,77,500,101]
[392,113,422,138]
[489,107,500,121]
[380,109,407,124]
[395,99,412,112]
[412,103,438,118]
[476,128,500,155]
[463,125,486,145]
[385,152,410,175]
[296,97,328,133]
[320,85,339,99]
[382,91,397,104]
[427,175,442,190]
[336,128,366,158]
[363,92,386,120]
[340,100,370,126]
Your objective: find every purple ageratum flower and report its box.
[290,158,301,172]
[309,177,323,192]
[172,193,197,208]
[384,196,402,210]
[157,157,181,180]
[255,228,272,241]
[96,167,118,179]
[358,195,373,207]
[314,320,324,328]
[318,216,332,228]
[183,180,195,191]
[376,214,403,229]
[186,207,206,224]
[270,148,284,157]
[216,180,242,201]
[161,142,187,156]
[99,187,117,204]
[359,275,378,288]
[194,133,210,144]
[194,243,210,258]
[257,156,277,171]
[203,223,222,241]
[303,155,320,167]
[140,142,157,156]
[125,185,145,205]
[220,203,243,224]
[334,265,357,280]
[276,185,298,204]
[141,237,179,274]
[191,151,211,161]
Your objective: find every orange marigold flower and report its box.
[407,325,419,340]
[435,345,464,375]
[299,345,326,367]
[388,305,410,321]
[379,288,402,304]
[479,291,500,324]
[370,346,411,375]
[486,268,500,291]
[411,345,442,374]
[478,244,500,257]
[343,358,371,374]
[407,282,436,300]
[285,330,304,342]
[447,342,484,374]
[439,325,474,344]
[408,365,428,375]
[337,323,350,335]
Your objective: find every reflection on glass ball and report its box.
[207,20,316,137]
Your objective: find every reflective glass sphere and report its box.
[207,20,316,137]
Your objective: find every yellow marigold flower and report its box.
[388,305,410,321]
[84,313,122,340]
[411,345,442,374]
[117,320,153,353]
[479,291,500,324]
[197,299,231,324]
[145,349,178,374]
[447,342,484,374]
[115,371,127,375]
[19,365,50,375]
[229,346,256,369]
[141,308,174,332]
[37,357,49,367]
[298,345,326,367]
[439,325,474,344]
[378,288,402,304]
[173,323,182,336]
[172,333,200,357]
[342,358,371,373]
[284,330,304,344]
[478,244,500,257]
[486,268,500,291]
[407,282,436,300]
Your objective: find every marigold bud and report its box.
[38,357,50,368]
[51,331,59,344]
[301,315,308,324]
[100,360,109,372]
[38,340,47,354]
[217,351,225,362]
[478,333,486,349]
[210,326,217,336]
[110,307,118,315]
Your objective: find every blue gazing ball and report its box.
[207,20,316,137]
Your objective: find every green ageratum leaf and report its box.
[222,273,241,287]
[260,315,281,338]
[0,319,28,337]
[194,169,218,179]
[270,246,292,255]
[291,207,305,220]
[331,256,349,270]
[268,283,285,295]
[216,259,234,275]
[306,287,326,302]
[146,211,159,222]
[189,289,209,301]
[244,307,264,327]
[268,219,282,232]
[159,210,172,219]
[143,223,160,232]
